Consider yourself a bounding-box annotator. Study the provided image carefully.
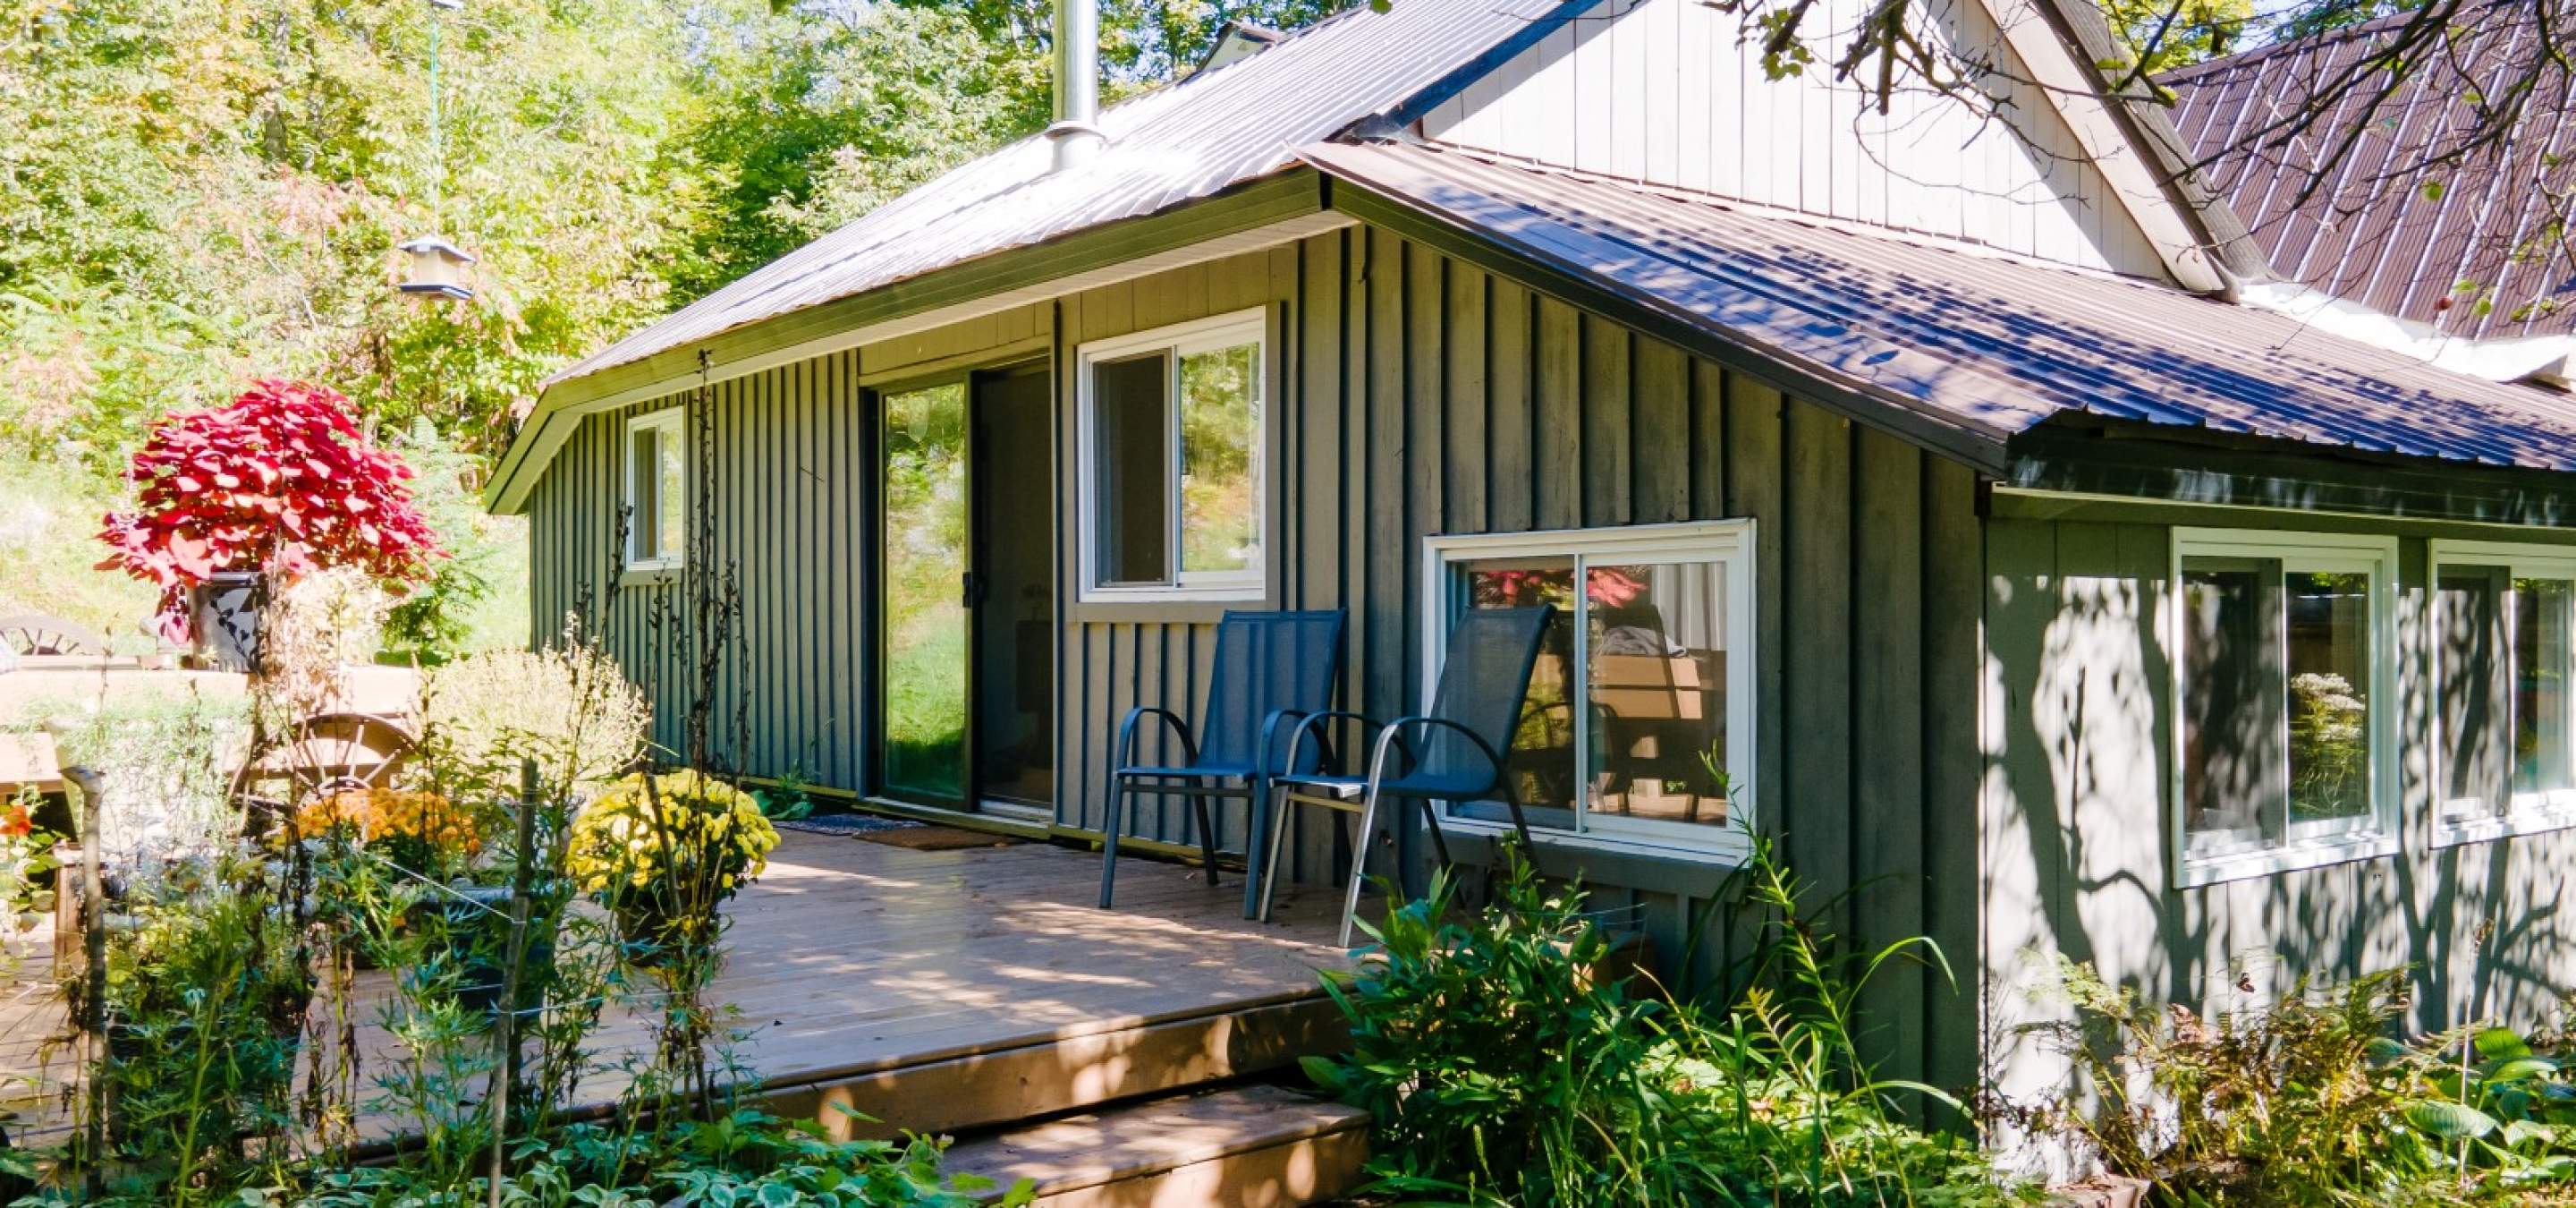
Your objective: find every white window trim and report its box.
[2428,539,2576,848]
[1075,309,1269,604]
[623,404,686,573]
[2167,528,2401,889]
[1420,521,1758,865]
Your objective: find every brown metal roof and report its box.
[1302,139,2576,472]
[2163,4,2576,339]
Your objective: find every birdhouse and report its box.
[396,236,476,302]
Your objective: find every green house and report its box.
[487,0,2576,1117]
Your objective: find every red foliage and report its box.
[99,380,443,642]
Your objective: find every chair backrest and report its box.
[1420,606,1557,784]
[1197,609,1347,771]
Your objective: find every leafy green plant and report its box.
[2027,962,2576,1205]
[64,873,316,1205]
[758,766,819,822]
[1306,837,2023,1206]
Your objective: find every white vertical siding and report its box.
[1419,0,2171,279]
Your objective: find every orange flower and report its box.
[291,788,481,857]
[0,802,31,839]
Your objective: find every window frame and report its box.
[1074,308,1271,605]
[623,404,688,574]
[2428,539,2576,847]
[1420,520,1759,864]
[2166,528,2400,889]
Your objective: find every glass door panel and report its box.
[882,382,970,804]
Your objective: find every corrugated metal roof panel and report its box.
[2163,4,2576,339]
[1302,139,2576,471]
[548,0,1570,387]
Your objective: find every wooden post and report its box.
[487,760,538,1208]
[63,766,106,1202]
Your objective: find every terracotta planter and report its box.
[189,570,266,672]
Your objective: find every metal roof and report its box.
[2163,4,2576,340]
[1301,140,2576,472]
[547,0,1573,387]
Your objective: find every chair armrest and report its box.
[1270,710,1383,778]
[1114,705,1199,770]
[1368,714,1507,787]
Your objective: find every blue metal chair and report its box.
[1258,605,1556,945]
[1097,608,1347,917]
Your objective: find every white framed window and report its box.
[1076,310,1268,602]
[2430,540,2576,846]
[1421,521,1758,863]
[2168,529,2399,887]
[623,404,687,572]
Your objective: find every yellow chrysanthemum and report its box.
[565,771,779,899]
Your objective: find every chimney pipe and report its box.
[1047,0,1106,172]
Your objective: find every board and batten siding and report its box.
[1417,0,2169,280]
[1979,506,2576,1119]
[522,224,1987,1088]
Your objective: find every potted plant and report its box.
[97,380,441,671]
[567,770,778,968]
[287,787,524,998]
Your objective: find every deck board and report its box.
[0,830,1352,1143]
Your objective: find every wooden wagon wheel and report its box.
[233,711,419,829]
[0,612,106,656]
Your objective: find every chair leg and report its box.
[1339,786,1385,949]
[1258,782,1295,924]
[1189,779,1222,890]
[1097,774,1125,910]
[1419,798,1452,871]
[1241,774,1270,920]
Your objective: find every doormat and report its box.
[776,813,927,836]
[856,826,1025,852]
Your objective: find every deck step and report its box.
[763,992,1350,1143]
[943,1084,1368,1208]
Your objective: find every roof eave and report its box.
[485,169,1337,515]
[2004,416,2576,527]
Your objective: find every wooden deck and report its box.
[0,828,1354,1144]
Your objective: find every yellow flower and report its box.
[565,771,778,898]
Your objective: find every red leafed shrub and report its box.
[100,380,444,641]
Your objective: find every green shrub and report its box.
[1306,838,2025,1206]
[2030,961,2576,1205]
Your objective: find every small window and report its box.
[2170,530,2396,887]
[2431,541,2576,845]
[624,405,686,571]
[1078,311,1267,601]
[1424,522,1757,862]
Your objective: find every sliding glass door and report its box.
[880,381,970,804]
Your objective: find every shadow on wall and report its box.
[1979,515,2576,1125]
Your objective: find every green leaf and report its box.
[2476,1026,2536,1061]
[2483,1056,2557,1084]
[2406,1099,2500,1141]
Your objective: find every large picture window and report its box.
[2432,540,2576,846]
[1424,522,1757,861]
[1077,311,1267,601]
[2169,530,2397,886]
[623,404,686,572]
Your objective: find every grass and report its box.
[0,448,157,651]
